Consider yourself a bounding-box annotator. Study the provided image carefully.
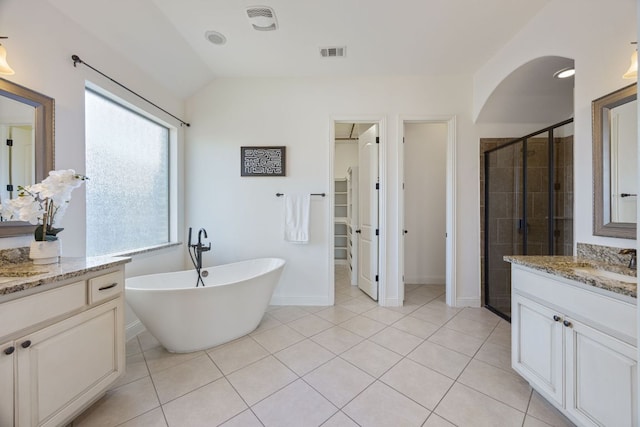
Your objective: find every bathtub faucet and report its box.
[188,227,212,272]
[195,228,211,270]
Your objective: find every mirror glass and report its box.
[593,83,637,239]
[0,78,54,237]
[0,96,36,202]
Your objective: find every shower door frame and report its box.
[483,118,574,321]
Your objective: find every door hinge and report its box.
[402,182,405,190]
[375,275,379,282]
[6,139,13,147]
[403,137,405,143]
[375,183,379,190]
[375,229,379,236]
[376,136,380,144]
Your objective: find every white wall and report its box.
[2,0,188,336]
[185,75,478,306]
[474,0,637,250]
[334,143,358,179]
[404,123,447,284]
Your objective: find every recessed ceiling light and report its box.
[554,67,575,79]
[205,31,227,45]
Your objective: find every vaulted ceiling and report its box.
[45,0,553,101]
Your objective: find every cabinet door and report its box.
[16,298,124,427]
[565,318,637,427]
[0,340,15,427]
[512,294,564,404]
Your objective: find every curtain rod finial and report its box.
[71,55,82,67]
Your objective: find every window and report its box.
[85,88,170,256]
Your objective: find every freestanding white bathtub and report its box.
[125,258,285,353]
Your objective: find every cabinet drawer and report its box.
[512,266,637,344]
[0,281,86,339]
[88,271,123,304]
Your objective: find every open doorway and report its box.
[403,123,447,286]
[332,121,379,302]
[399,117,456,307]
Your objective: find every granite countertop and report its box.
[504,255,637,299]
[0,256,131,296]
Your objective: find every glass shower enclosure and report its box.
[484,119,574,320]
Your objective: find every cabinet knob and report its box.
[563,320,573,328]
[404,230,408,234]
[3,346,15,355]
[21,340,31,349]
[355,229,361,234]
[553,315,561,322]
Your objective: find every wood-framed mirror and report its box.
[593,83,637,239]
[0,78,55,237]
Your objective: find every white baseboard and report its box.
[380,297,402,307]
[269,295,332,306]
[126,320,146,342]
[455,296,481,308]
[404,276,446,285]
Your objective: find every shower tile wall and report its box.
[555,135,573,256]
[480,135,573,318]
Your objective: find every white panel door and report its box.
[512,294,563,405]
[610,101,637,223]
[0,340,14,427]
[17,299,123,427]
[357,124,379,300]
[565,318,637,427]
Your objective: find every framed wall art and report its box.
[240,146,286,177]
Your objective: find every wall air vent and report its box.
[246,6,278,31]
[320,46,346,58]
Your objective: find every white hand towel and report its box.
[284,193,310,243]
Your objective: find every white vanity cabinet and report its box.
[0,265,126,427]
[511,265,637,427]
[0,338,15,427]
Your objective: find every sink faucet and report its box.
[619,248,637,269]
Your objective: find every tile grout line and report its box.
[108,274,536,427]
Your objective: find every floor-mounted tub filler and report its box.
[125,258,286,353]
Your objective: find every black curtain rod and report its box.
[71,54,190,127]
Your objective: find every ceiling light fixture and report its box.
[205,31,227,46]
[623,42,637,79]
[553,67,575,79]
[246,6,278,31]
[0,37,15,75]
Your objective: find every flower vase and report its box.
[29,240,61,265]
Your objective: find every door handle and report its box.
[355,229,361,233]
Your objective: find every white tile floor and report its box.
[72,266,576,427]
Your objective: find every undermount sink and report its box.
[573,268,637,284]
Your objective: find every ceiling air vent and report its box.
[320,46,346,58]
[246,6,278,31]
